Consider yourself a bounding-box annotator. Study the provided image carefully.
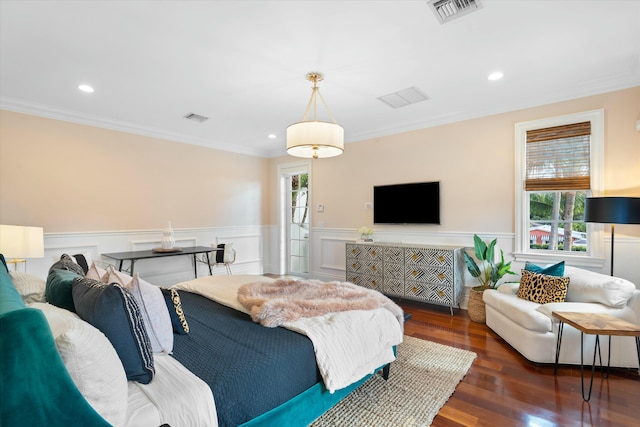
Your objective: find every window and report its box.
[515,110,604,266]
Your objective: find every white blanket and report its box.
[126,354,218,427]
[172,275,404,393]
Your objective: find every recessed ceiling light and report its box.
[488,71,504,81]
[78,84,94,93]
[268,134,277,139]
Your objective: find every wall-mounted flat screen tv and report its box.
[373,181,440,224]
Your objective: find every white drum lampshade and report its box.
[0,225,45,263]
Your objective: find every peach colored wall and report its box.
[270,86,640,236]
[0,110,270,232]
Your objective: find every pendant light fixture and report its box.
[286,72,344,159]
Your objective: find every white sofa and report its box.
[483,266,640,368]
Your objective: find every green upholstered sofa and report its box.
[0,254,110,427]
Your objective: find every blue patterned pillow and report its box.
[72,277,155,384]
[48,253,86,276]
[524,261,565,277]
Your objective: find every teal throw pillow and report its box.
[524,260,565,277]
[45,268,82,312]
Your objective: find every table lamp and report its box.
[0,225,45,272]
[584,197,640,276]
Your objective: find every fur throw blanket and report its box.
[237,278,404,327]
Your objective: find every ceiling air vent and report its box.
[428,0,481,24]
[183,112,209,123]
[377,87,429,109]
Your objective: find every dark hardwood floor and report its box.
[397,299,640,427]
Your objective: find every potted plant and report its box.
[463,234,516,323]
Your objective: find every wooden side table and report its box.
[552,311,640,401]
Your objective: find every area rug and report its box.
[310,335,477,426]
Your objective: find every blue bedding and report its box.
[171,290,320,427]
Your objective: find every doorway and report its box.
[279,162,311,277]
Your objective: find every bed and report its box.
[0,253,404,427]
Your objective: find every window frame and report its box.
[514,109,605,267]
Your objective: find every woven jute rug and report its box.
[310,335,477,427]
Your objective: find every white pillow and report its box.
[107,268,174,354]
[9,271,46,303]
[223,243,235,263]
[564,266,636,308]
[30,303,128,427]
[85,262,108,281]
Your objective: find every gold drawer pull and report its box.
[371,250,377,256]
[438,290,445,298]
[352,263,357,269]
[412,270,418,277]
[438,273,445,280]
[438,255,445,263]
[412,253,418,261]
[412,286,418,293]
[372,266,377,272]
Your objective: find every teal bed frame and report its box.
[0,254,389,426]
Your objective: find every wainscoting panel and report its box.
[15,226,639,307]
[25,226,268,287]
[307,228,640,309]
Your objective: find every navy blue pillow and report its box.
[160,288,189,334]
[524,261,565,277]
[45,269,82,312]
[72,277,155,384]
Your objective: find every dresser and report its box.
[346,242,465,315]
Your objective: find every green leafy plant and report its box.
[464,234,516,291]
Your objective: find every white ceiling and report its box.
[1,1,639,158]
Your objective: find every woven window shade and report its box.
[526,122,591,191]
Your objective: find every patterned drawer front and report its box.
[404,266,452,284]
[404,281,431,301]
[384,278,404,297]
[346,258,360,274]
[346,244,361,260]
[349,274,384,292]
[405,281,454,305]
[427,284,454,305]
[383,262,404,280]
[346,272,360,285]
[405,248,453,267]
[347,244,383,261]
[347,259,382,276]
[384,247,404,264]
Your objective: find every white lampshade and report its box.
[0,225,45,259]
[286,121,344,159]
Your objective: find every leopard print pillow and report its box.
[517,269,570,304]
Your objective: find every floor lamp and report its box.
[584,197,640,276]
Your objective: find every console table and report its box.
[102,246,217,278]
[346,242,464,315]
